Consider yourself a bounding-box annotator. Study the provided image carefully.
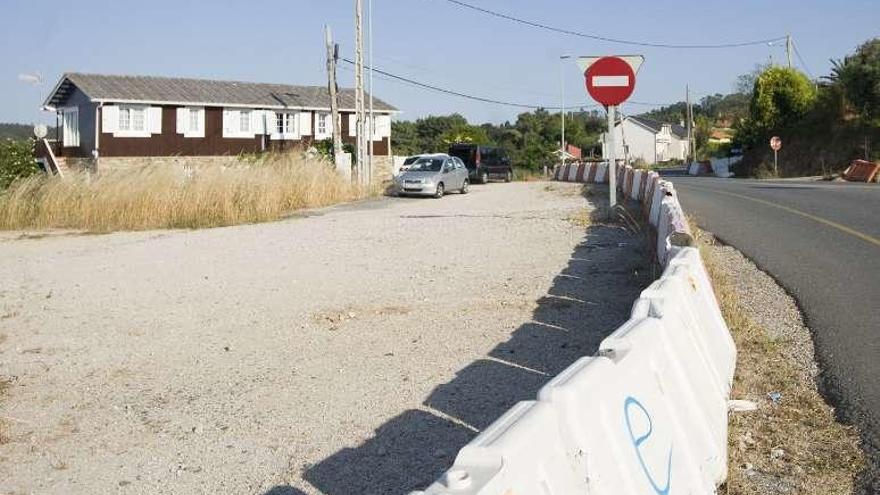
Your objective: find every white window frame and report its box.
[239,110,251,133]
[61,107,80,147]
[316,112,328,136]
[223,108,256,138]
[273,112,299,140]
[182,107,205,137]
[117,105,150,137]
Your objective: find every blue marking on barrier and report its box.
[624,396,673,495]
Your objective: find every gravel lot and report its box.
[0,181,652,494]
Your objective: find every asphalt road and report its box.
[666,174,880,488]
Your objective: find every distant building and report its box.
[708,128,734,144]
[40,72,397,172]
[600,115,689,164]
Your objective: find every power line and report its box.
[341,59,678,112]
[791,38,815,80]
[437,0,787,49]
[341,57,581,109]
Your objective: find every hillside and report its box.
[0,123,52,140]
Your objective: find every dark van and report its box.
[448,144,513,184]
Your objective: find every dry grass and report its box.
[513,168,546,182]
[0,152,375,233]
[694,229,865,495]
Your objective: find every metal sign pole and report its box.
[607,104,617,207]
[774,149,778,177]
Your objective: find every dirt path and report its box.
[0,181,652,494]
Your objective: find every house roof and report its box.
[43,72,397,112]
[626,116,687,139]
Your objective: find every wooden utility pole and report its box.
[686,84,694,162]
[786,34,793,69]
[354,0,367,185]
[325,25,345,176]
[367,0,374,185]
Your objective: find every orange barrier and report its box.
[843,160,880,182]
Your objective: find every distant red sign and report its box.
[770,136,782,151]
[584,56,636,106]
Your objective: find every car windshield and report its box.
[408,158,443,172]
[403,156,420,165]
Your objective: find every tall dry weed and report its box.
[0,153,374,232]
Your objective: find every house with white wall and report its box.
[601,115,689,164]
[39,72,397,172]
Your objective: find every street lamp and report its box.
[559,55,571,173]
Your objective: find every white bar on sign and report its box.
[592,75,629,87]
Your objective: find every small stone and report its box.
[223,345,230,352]
[376,446,387,456]
[771,448,784,459]
[434,449,447,458]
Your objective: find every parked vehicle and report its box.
[393,155,469,198]
[398,153,434,173]
[448,144,513,184]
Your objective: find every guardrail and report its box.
[412,162,734,495]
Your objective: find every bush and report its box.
[0,139,40,189]
[750,67,817,132]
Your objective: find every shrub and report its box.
[0,139,40,190]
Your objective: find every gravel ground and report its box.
[705,242,818,382]
[0,181,652,494]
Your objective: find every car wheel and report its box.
[460,179,469,194]
[480,171,489,184]
[434,182,444,198]
[504,170,513,182]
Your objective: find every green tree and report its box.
[391,120,418,156]
[749,66,817,131]
[829,38,880,123]
[439,124,490,145]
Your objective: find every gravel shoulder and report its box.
[698,235,865,495]
[0,181,652,494]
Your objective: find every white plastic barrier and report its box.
[630,169,643,200]
[710,156,741,178]
[417,246,735,495]
[656,187,693,265]
[687,162,700,175]
[595,162,608,183]
[416,401,587,494]
[430,151,736,495]
[567,163,579,182]
[648,178,667,228]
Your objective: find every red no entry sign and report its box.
[578,55,643,107]
[585,57,635,106]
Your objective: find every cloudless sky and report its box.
[2,0,878,126]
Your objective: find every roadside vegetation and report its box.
[695,229,865,494]
[0,152,375,232]
[393,111,606,172]
[0,138,41,190]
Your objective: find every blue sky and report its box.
[2,0,878,126]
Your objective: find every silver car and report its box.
[394,155,470,198]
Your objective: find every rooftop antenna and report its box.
[18,72,44,109]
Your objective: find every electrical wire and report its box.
[438,0,787,49]
[791,38,816,80]
[341,57,585,109]
[340,59,675,112]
